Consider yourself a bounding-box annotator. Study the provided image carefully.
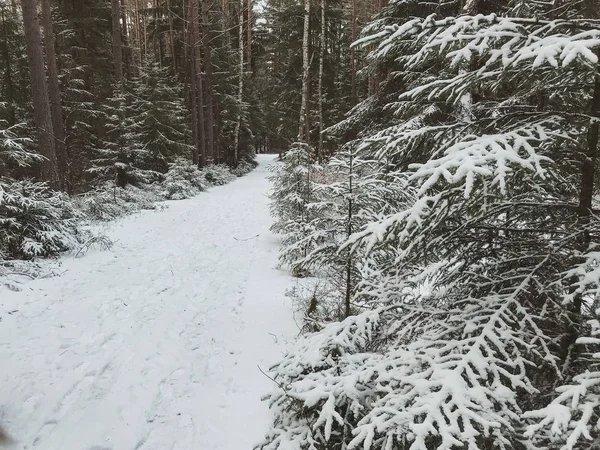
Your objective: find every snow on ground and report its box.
[0,154,297,450]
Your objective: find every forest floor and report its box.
[0,154,297,450]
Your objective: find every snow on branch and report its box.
[524,317,600,449]
[559,249,600,306]
[359,14,600,73]
[409,121,558,198]
[346,120,562,254]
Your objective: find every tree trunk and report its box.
[1,6,15,126]
[41,0,68,191]
[190,0,206,166]
[223,0,231,47]
[344,153,354,318]
[317,0,325,162]
[21,0,59,186]
[350,0,357,102]
[233,0,244,165]
[111,0,123,85]
[246,0,251,69]
[202,0,215,163]
[121,0,130,80]
[298,0,310,142]
[184,0,199,165]
[166,0,177,72]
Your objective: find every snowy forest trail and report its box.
[0,155,295,450]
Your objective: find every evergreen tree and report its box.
[260,1,600,449]
[91,59,192,187]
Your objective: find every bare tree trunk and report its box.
[184,0,199,165]
[190,0,206,166]
[233,0,244,165]
[138,0,148,60]
[121,0,130,80]
[21,0,59,187]
[223,0,231,47]
[246,0,251,69]
[350,0,357,102]
[317,0,325,162]
[202,0,215,163]
[298,0,310,142]
[344,154,354,318]
[111,0,123,85]
[167,0,177,72]
[41,0,68,191]
[1,7,15,127]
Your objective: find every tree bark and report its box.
[111,0,123,85]
[202,0,215,163]
[21,0,59,186]
[189,0,206,166]
[233,0,244,164]
[350,0,357,102]
[121,0,130,79]
[41,0,68,191]
[344,165,353,318]
[166,0,177,72]
[298,0,310,142]
[246,0,251,69]
[1,6,15,126]
[317,0,325,161]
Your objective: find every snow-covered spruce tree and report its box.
[270,143,317,277]
[60,63,103,193]
[90,87,152,187]
[0,122,36,177]
[0,122,86,259]
[91,59,192,188]
[525,303,600,450]
[292,147,411,319]
[260,3,600,450]
[128,59,193,170]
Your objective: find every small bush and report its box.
[231,159,258,177]
[162,158,206,200]
[78,183,162,221]
[0,179,89,258]
[201,164,236,186]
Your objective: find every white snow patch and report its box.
[0,155,297,450]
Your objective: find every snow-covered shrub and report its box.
[0,179,88,258]
[269,143,318,276]
[78,183,163,222]
[524,313,600,449]
[162,158,206,200]
[524,253,600,449]
[260,290,557,450]
[0,123,36,176]
[286,278,344,333]
[231,158,258,177]
[291,150,412,317]
[201,164,237,186]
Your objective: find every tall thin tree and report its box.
[111,0,124,85]
[233,0,244,164]
[201,0,215,163]
[317,0,325,161]
[41,0,68,190]
[21,0,59,186]
[298,0,310,142]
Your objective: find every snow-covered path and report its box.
[0,155,295,450]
